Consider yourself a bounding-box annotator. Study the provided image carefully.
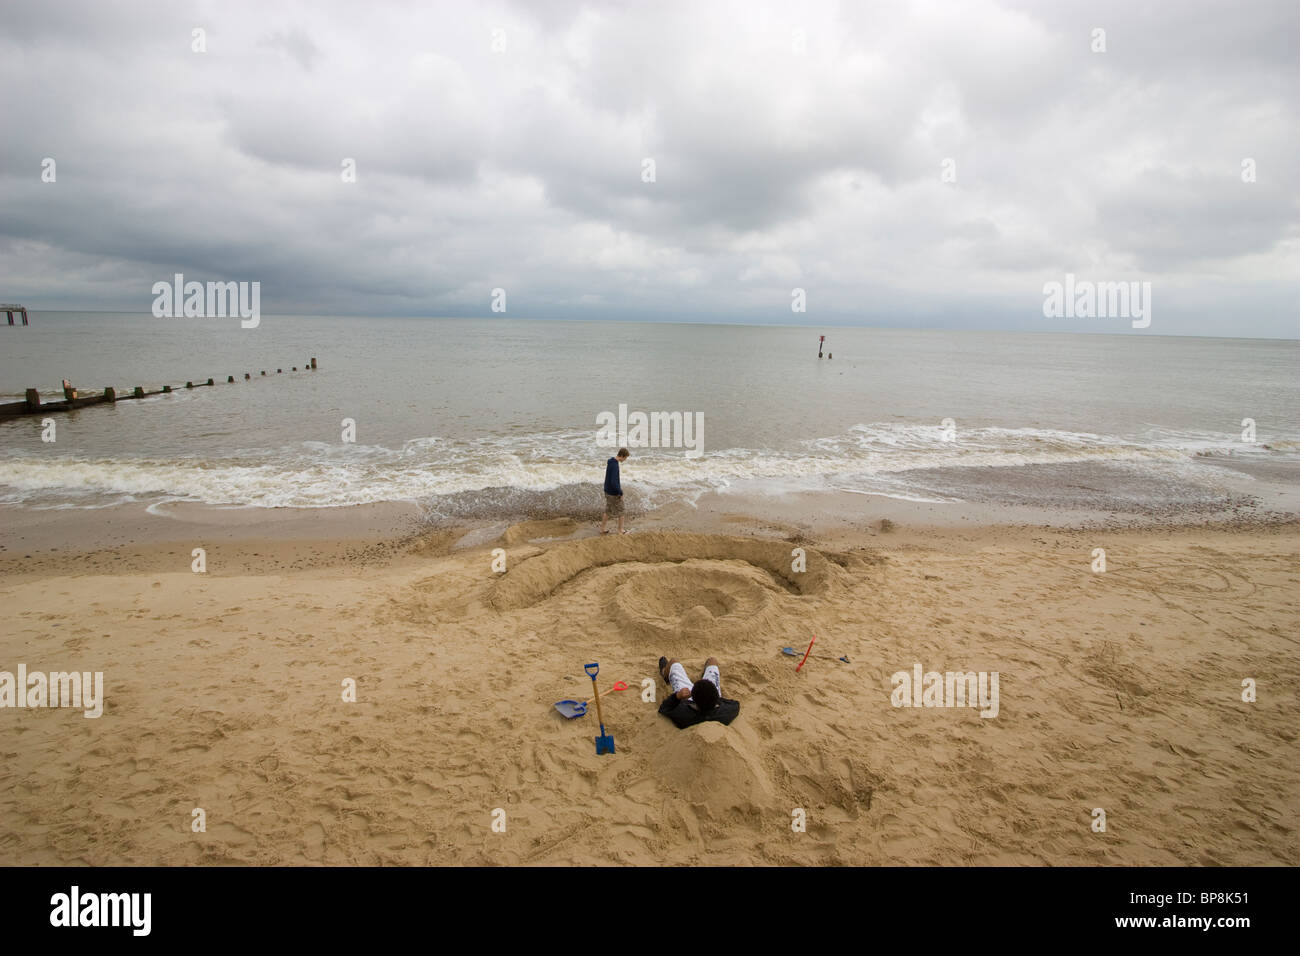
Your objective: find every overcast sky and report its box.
[1,0,1296,336]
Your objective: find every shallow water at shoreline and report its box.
[3,314,1297,518]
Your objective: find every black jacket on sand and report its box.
[658,695,740,729]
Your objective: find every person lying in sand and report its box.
[659,655,721,709]
[656,655,740,728]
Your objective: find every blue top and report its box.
[604,457,622,495]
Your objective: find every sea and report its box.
[1,312,1297,520]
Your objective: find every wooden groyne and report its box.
[2,304,30,326]
[0,358,317,418]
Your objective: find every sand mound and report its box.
[611,559,784,643]
[403,528,463,557]
[490,532,836,611]
[502,518,583,546]
[646,720,777,819]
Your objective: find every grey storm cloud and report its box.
[0,0,1296,336]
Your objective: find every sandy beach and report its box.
[2,501,1295,866]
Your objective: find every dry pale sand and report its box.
[0,514,1297,865]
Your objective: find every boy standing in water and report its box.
[600,448,629,534]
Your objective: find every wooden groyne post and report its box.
[2,304,30,326]
[0,358,318,419]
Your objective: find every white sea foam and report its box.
[0,422,1291,510]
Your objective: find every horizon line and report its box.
[12,309,1299,343]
